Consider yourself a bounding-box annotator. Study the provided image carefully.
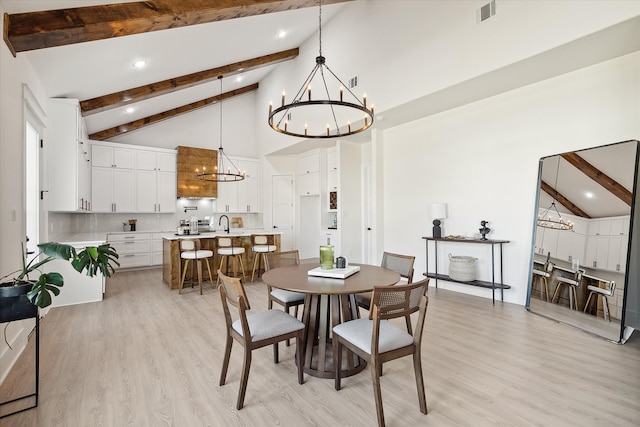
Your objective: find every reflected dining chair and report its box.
[263,250,306,319]
[552,268,584,310]
[333,278,430,427]
[356,252,415,332]
[531,260,554,302]
[583,279,616,321]
[217,270,305,410]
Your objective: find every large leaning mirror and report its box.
[527,140,640,342]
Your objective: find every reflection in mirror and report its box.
[527,140,638,342]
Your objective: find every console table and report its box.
[422,237,510,304]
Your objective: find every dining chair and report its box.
[263,250,306,319]
[217,270,305,410]
[356,252,415,331]
[179,239,214,295]
[583,279,616,321]
[333,278,430,427]
[250,234,277,282]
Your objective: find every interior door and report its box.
[272,175,294,251]
[25,120,41,263]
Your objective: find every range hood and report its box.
[177,146,218,198]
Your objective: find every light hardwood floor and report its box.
[1,268,639,426]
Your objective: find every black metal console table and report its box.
[0,295,39,419]
[422,237,510,305]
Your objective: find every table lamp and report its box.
[430,203,448,238]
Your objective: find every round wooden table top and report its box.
[261,263,400,295]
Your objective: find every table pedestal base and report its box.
[301,294,366,379]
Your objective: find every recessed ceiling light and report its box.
[277,30,287,39]
[585,191,594,199]
[133,59,147,69]
[235,76,244,83]
[125,107,135,114]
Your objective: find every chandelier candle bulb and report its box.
[269,102,272,114]
[339,87,343,101]
[281,92,285,107]
[363,94,367,108]
[347,121,351,132]
[307,86,311,101]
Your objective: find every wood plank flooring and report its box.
[1,268,639,426]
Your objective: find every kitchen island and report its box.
[162,231,281,290]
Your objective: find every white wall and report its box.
[383,52,640,304]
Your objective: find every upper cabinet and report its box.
[136,150,177,213]
[47,98,92,212]
[90,141,176,214]
[215,158,260,213]
[298,152,320,196]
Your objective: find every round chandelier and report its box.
[538,158,573,231]
[196,76,245,182]
[268,0,374,139]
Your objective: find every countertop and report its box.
[54,229,281,244]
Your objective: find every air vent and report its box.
[348,75,358,89]
[477,0,496,23]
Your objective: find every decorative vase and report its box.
[320,245,334,270]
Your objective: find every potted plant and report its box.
[0,242,119,309]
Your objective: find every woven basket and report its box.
[448,254,477,282]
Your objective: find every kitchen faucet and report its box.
[219,215,230,234]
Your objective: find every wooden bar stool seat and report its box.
[216,236,246,287]
[250,234,277,282]
[583,280,616,321]
[179,239,214,295]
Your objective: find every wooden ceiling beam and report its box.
[540,180,591,219]
[88,82,258,141]
[561,152,632,206]
[80,48,298,116]
[3,0,352,55]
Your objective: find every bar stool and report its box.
[179,239,214,295]
[250,234,277,282]
[552,269,583,310]
[583,280,616,321]
[216,236,246,287]
[531,261,554,302]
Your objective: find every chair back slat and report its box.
[252,235,271,245]
[217,237,233,248]
[180,239,198,251]
[264,250,300,270]
[218,269,250,311]
[372,279,427,321]
[381,252,415,283]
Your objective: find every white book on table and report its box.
[307,265,360,279]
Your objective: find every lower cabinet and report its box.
[152,233,164,266]
[108,233,151,269]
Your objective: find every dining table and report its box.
[261,263,400,379]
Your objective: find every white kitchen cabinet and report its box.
[108,232,151,269]
[215,158,259,213]
[92,144,135,169]
[585,235,610,270]
[537,227,559,258]
[135,150,176,213]
[607,235,628,273]
[555,231,586,265]
[92,164,136,213]
[47,98,92,212]
[298,152,320,196]
[152,233,164,266]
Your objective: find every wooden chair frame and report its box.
[334,279,429,427]
[357,252,415,332]
[263,250,305,318]
[218,270,304,410]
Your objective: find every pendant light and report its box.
[268,0,374,139]
[196,76,245,182]
[538,158,574,231]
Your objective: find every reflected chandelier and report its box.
[196,76,245,182]
[268,0,374,139]
[537,158,573,231]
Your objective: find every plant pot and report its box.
[0,282,37,323]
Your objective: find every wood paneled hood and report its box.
[177,146,217,198]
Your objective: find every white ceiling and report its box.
[0,0,347,136]
[2,1,639,218]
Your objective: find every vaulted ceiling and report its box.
[1,0,351,139]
